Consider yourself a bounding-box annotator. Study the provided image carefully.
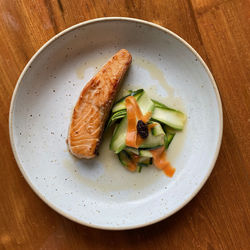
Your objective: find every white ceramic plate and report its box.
[9,17,222,230]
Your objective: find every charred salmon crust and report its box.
[68,49,132,159]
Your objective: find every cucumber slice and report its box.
[112,89,144,113]
[151,122,165,136]
[152,107,186,130]
[139,149,153,158]
[110,91,155,153]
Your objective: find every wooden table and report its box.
[0,0,249,249]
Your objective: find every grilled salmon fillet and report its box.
[68,49,132,159]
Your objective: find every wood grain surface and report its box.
[0,0,249,249]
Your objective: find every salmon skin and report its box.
[68,49,132,159]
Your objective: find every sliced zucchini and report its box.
[152,99,173,109]
[125,147,139,155]
[110,91,155,153]
[137,165,143,173]
[139,130,165,149]
[139,149,153,158]
[106,110,127,128]
[152,107,186,130]
[138,156,152,165]
[137,156,152,172]
[137,163,149,172]
[118,151,151,173]
[151,122,165,136]
[164,126,176,148]
[137,91,154,115]
[110,118,127,153]
[112,89,144,113]
[165,133,175,148]
[118,150,131,166]
[163,125,177,134]
[138,158,152,171]
[112,110,127,118]
[116,89,142,103]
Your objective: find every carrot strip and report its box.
[148,123,157,130]
[150,146,176,177]
[127,154,140,172]
[125,96,152,148]
[141,112,152,123]
[163,163,176,177]
[125,97,137,148]
[127,162,137,172]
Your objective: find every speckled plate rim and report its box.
[9,17,223,230]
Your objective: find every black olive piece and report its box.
[137,120,149,139]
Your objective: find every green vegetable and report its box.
[152,100,175,110]
[151,122,165,136]
[151,107,186,130]
[125,147,139,155]
[106,110,127,128]
[139,149,152,158]
[110,117,128,153]
[164,126,176,148]
[139,127,165,149]
[108,89,186,172]
[110,91,154,153]
[112,89,144,113]
[118,150,131,166]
